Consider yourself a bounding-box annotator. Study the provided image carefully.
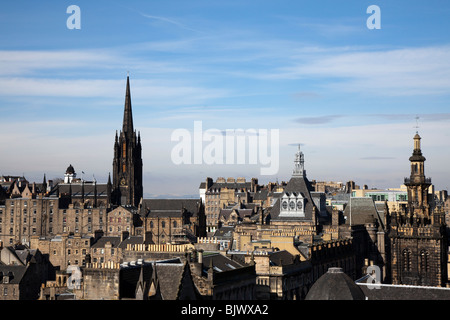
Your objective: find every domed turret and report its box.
[64,164,76,183]
[305,267,365,300]
[66,164,75,175]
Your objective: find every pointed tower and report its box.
[42,174,47,193]
[292,144,305,177]
[112,75,143,207]
[388,132,447,287]
[404,132,432,223]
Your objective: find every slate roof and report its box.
[213,226,234,239]
[357,281,450,300]
[267,250,295,266]
[207,181,252,191]
[3,246,40,266]
[118,236,153,248]
[55,183,109,198]
[120,258,192,300]
[270,175,317,221]
[92,235,153,249]
[219,208,253,220]
[343,197,385,230]
[153,262,188,300]
[91,236,121,248]
[226,250,296,267]
[142,199,202,218]
[0,265,28,284]
[253,189,268,201]
[201,253,245,275]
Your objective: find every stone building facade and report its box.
[0,183,57,246]
[141,199,206,245]
[106,205,138,236]
[200,177,260,234]
[388,133,448,286]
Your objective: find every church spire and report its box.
[112,74,143,207]
[122,75,134,134]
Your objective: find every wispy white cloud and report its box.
[275,45,450,96]
[295,115,344,125]
[139,13,203,33]
[219,43,450,96]
[0,77,228,110]
[0,50,114,76]
[275,15,363,38]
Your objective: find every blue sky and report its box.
[1,1,450,197]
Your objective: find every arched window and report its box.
[173,221,177,228]
[420,250,429,273]
[402,249,412,272]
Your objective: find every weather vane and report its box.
[414,115,420,133]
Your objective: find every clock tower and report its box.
[112,75,143,207]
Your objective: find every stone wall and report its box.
[81,268,120,300]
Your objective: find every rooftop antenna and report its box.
[414,115,420,134]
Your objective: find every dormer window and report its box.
[279,192,305,217]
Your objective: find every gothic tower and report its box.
[112,76,143,207]
[388,132,447,286]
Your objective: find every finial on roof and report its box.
[414,115,420,134]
